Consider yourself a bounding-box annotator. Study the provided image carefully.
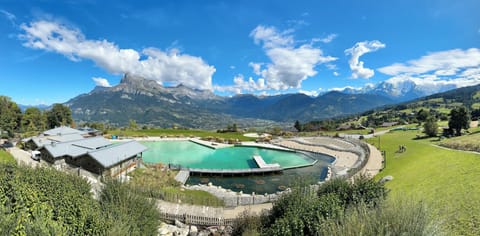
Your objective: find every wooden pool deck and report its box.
[175,169,190,184]
[188,166,283,175]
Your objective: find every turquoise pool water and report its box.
[141,140,333,194]
[142,141,314,169]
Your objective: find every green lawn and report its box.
[439,131,480,152]
[109,128,256,141]
[0,149,15,164]
[128,165,224,207]
[367,130,480,235]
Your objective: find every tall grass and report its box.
[320,199,442,236]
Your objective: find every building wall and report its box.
[66,155,104,175]
[39,149,62,164]
[25,140,38,150]
[103,155,139,177]
[66,154,140,177]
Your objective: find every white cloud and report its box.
[325,64,337,70]
[313,34,338,43]
[215,74,266,94]
[333,71,339,76]
[299,89,320,97]
[345,40,385,79]
[244,25,337,91]
[249,62,263,75]
[19,20,216,90]
[375,48,480,96]
[0,9,16,26]
[380,75,479,97]
[92,77,112,87]
[329,86,362,92]
[229,65,235,69]
[378,48,480,76]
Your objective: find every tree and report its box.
[294,120,302,132]
[416,109,429,124]
[129,119,138,130]
[0,96,22,137]
[45,104,73,129]
[21,107,45,132]
[423,115,438,137]
[448,106,470,136]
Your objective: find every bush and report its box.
[100,179,160,236]
[231,210,262,236]
[255,176,389,236]
[0,164,106,235]
[317,175,387,206]
[319,199,441,235]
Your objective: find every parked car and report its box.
[1,141,13,148]
[31,150,41,161]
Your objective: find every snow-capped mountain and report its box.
[337,77,480,102]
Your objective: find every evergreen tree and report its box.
[294,120,302,132]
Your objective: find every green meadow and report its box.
[109,128,256,141]
[367,130,480,234]
[0,149,15,165]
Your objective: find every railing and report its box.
[159,212,235,226]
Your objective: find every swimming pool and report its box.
[142,140,315,169]
[141,140,333,194]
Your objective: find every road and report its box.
[339,129,391,139]
[7,147,43,167]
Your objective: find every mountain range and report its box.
[63,73,480,129]
[65,74,396,128]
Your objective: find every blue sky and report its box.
[0,0,479,105]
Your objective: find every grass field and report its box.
[367,130,480,235]
[439,131,480,152]
[128,164,224,207]
[0,149,15,164]
[109,128,256,141]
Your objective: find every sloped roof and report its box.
[31,133,85,149]
[42,136,112,158]
[46,133,85,142]
[70,136,111,149]
[43,126,87,136]
[87,141,147,168]
[44,142,89,158]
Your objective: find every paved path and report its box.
[340,129,391,139]
[7,147,42,167]
[357,144,383,177]
[157,199,272,219]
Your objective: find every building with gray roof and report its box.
[43,126,87,136]
[23,126,148,177]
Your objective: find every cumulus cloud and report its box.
[345,40,385,79]
[92,77,112,87]
[244,25,337,92]
[215,74,266,94]
[19,20,216,90]
[378,48,480,76]
[249,62,263,75]
[299,89,321,97]
[376,48,480,95]
[333,71,340,76]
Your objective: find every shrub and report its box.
[231,210,262,236]
[100,179,160,236]
[319,199,441,235]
